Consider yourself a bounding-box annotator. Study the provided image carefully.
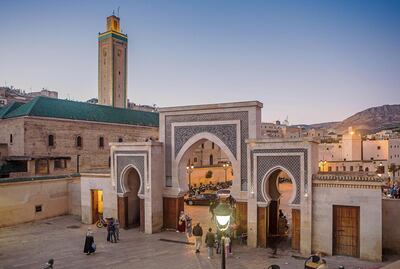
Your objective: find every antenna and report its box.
[112,9,115,16]
[117,6,120,17]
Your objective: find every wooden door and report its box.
[291,209,300,251]
[118,196,129,229]
[140,199,145,232]
[257,207,268,248]
[333,206,360,257]
[268,200,278,235]
[91,190,99,224]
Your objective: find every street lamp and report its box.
[214,203,233,269]
[186,164,194,189]
[222,163,230,182]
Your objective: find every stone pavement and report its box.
[0,216,397,269]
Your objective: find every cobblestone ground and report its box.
[0,215,397,269]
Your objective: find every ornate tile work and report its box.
[174,124,237,158]
[115,151,148,195]
[165,111,249,190]
[252,148,308,205]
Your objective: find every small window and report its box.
[99,137,104,148]
[343,166,346,172]
[377,146,381,150]
[194,157,198,163]
[9,134,13,144]
[328,166,332,172]
[365,167,369,172]
[338,145,342,148]
[212,142,215,149]
[350,166,353,172]
[118,137,123,143]
[76,136,82,148]
[201,143,204,149]
[54,159,67,169]
[370,157,374,160]
[108,156,111,168]
[359,166,363,171]
[209,154,213,165]
[35,205,42,213]
[48,135,54,146]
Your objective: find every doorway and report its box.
[118,167,144,230]
[91,190,103,224]
[333,205,360,257]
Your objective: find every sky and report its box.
[0,0,399,124]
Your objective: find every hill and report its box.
[302,104,400,134]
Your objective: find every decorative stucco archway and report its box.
[261,165,297,207]
[174,132,240,196]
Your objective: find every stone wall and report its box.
[312,185,382,261]
[0,118,25,156]
[382,199,400,254]
[0,176,81,227]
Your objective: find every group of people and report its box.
[188,181,233,197]
[194,223,233,260]
[178,209,235,260]
[385,183,400,199]
[83,217,121,256]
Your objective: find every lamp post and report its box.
[222,163,230,182]
[214,203,233,269]
[186,164,194,189]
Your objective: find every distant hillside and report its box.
[299,104,400,135]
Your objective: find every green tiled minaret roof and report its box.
[4,96,159,127]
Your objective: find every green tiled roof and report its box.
[0,101,24,119]
[5,96,159,127]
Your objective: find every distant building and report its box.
[261,120,303,139]
[0,87,58,106]
[318,127,400,179]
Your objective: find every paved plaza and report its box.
[0,215,396,269]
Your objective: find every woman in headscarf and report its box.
[83,228,96,255]
[178,211,186,233]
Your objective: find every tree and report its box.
[205,170,213,179]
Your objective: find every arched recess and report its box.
[120,164,144,198]
[173,132,240,196]
[119,165,144,229]
[261,165,297,206]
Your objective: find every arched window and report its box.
[76,136,82,148]
[209,154,213,166]
[365,167,369,172]
[118,137,123,143]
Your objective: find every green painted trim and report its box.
[124,46,127,108]
[98,32,128,42]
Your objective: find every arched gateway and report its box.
[110,101,317,256]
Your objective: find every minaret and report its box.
[98,15,128,108]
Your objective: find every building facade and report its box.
[0,97,158,178]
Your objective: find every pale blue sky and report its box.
[0,0,399,124]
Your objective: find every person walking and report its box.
[193,223,203,253]
[109,220,117,243]
[114,219,120,241]
[205,228,215,259]
[83,228,96,255]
